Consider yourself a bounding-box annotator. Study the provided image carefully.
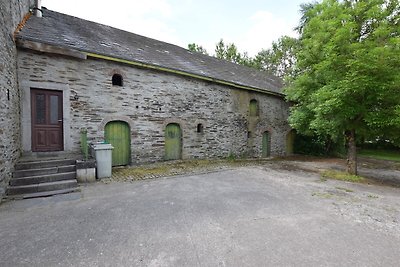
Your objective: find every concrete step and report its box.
[9,172,76,186]
[14,159,76,170]
[13,165,76,178]
[6,180,78,196]
[6,187,81,200]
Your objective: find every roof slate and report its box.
[16,9,283,95]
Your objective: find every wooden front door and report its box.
[165,123,182,160]
[31,89,63,152]
[105,121,131,166]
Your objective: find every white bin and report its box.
[92,143,114,179]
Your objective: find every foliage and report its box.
[293,133,345,156]
[253,36,299,79]
[285,0,400,173]
[187,43,209,55]
[187,37,299,79]
[214,39,256,67]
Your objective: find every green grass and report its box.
[321,170,366,183]
[358,149,400,162]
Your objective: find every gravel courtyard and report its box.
[1,165,399,266]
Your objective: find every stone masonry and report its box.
[17,50,291,164]
[0,0,33,199]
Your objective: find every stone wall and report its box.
[0,0,33,199]
[17,49,291,164]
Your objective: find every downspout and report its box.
[33,0,42,17]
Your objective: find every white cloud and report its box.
[237,10,298,56]
[42,0,182,46]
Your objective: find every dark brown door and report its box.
[31,89,63,152]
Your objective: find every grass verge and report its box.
[358,149,400,162]
[321,170,366,183]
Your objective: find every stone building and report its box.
[1,3,292,198]
[0,0,34,198]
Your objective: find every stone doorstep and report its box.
[6,180,78,195]
[13,165,76,178]
[15,159,77,170]
[5,187,81,200]
[9,171,77,186]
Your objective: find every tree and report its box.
[285,0,400,175]
[214,39,256,68]
[254,36,299,79]
[187,43,209,55]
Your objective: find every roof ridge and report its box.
[16,8,283,95]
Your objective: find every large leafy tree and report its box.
[285,0,400,174]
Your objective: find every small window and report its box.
[249,99,259,117]
[112,74,123,86]
[197,123,204,133]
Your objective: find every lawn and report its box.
[358,149,400,162]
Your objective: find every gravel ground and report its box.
[0,157,399,266]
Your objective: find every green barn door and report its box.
[286,130,295,155]
[262,131,270,157]
[105,121,131,166]
[165,123,182,160]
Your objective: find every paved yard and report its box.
[0,166,399,266]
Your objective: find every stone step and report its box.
[13,165,76,178]
[14,159,76,170]
[9,172,76,186]
[6,188,81,200]
[6,180,78,196]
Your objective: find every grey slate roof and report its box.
[17,9,283,95]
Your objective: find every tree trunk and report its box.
[345,129,357,175]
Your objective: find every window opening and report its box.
[112,74,123,86]
[249,99,259,116]
[197,123,204,133]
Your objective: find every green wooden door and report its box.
[105,121,130,166]
[286,130,295,155]
[262,131,270,157]
[165,123,182,160]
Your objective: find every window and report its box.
[112,74,123,86]
[197,123,204,133]
[249,99,259,116]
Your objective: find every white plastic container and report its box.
[92,143,114,178]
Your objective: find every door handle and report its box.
[58,120,63,122]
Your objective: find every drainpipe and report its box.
[33,0,42,17]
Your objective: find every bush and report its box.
[294,134,345,157]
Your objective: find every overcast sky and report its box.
[41,0,307,56]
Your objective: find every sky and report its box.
[41,0,307,56]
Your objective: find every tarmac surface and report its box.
[1,166,399,266]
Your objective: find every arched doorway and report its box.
[262,131,271,157]
[165,123,182,160]
[105,121,131,166]
[286,130,295,155]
